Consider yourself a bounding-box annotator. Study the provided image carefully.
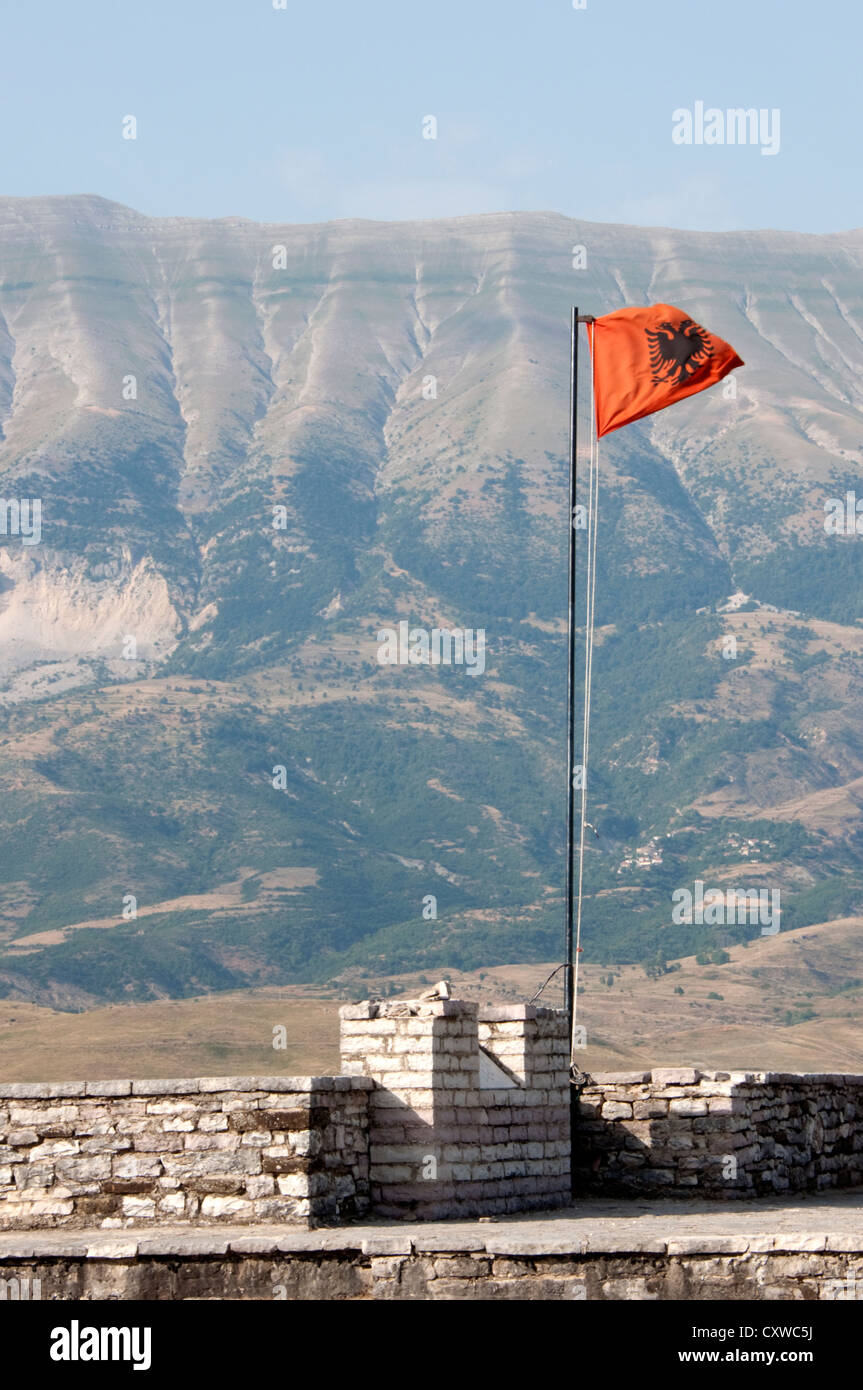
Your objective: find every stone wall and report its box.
[339,1000,570,1218]
[574,1069,863,1197]
[2,1221,861,1300]
[0,1076,372,1230]
[4,1020,862,1232]
[0,998,571,1231]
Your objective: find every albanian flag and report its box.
[587,304,743,437]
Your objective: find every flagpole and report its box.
[564,306,579,1036]
[566,308,596,1196]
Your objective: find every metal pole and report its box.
[564,307,579,1034]
[566,309,595,1199]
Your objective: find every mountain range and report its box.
[1,195,862,1007]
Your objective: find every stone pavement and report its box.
[2,1191,862,1260]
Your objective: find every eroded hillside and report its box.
[0,197,862,1003]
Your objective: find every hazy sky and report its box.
[0,0,858,232]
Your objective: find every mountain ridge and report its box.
[0,196,862,1005]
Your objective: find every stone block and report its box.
[54,1155,112,1182]
[113,1154,164,1179]
[200,1195,256,1219]
[633,1100,668,1119]
[131,1079,202,1095]
[122,1196,156,1219]
[601,1102,633,1120]
[84,1080,132,1097]
[669,1099,708,1117]
[133,1135,184,1153]
[6,1130,38,1147]
[0,1082,85,1099]
[29,1139,79,1159]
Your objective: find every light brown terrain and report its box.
[0,915,859,1081]
[0,991,338,1082]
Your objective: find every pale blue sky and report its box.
[0,0,858,231]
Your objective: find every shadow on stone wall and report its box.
[573,1068,863,1199]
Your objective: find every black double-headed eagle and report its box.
[645,318,714,386]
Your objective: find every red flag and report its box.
[587,303,743,437]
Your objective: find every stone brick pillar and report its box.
[339,998,570,1219]
[478,1005,569,1090]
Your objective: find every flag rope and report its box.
[571,335,599,1065]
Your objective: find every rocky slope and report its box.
[0,196,862,1004]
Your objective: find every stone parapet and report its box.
[5,1029,860,1230]
[0,1076,373,1231]
[575,1069,863,1197]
